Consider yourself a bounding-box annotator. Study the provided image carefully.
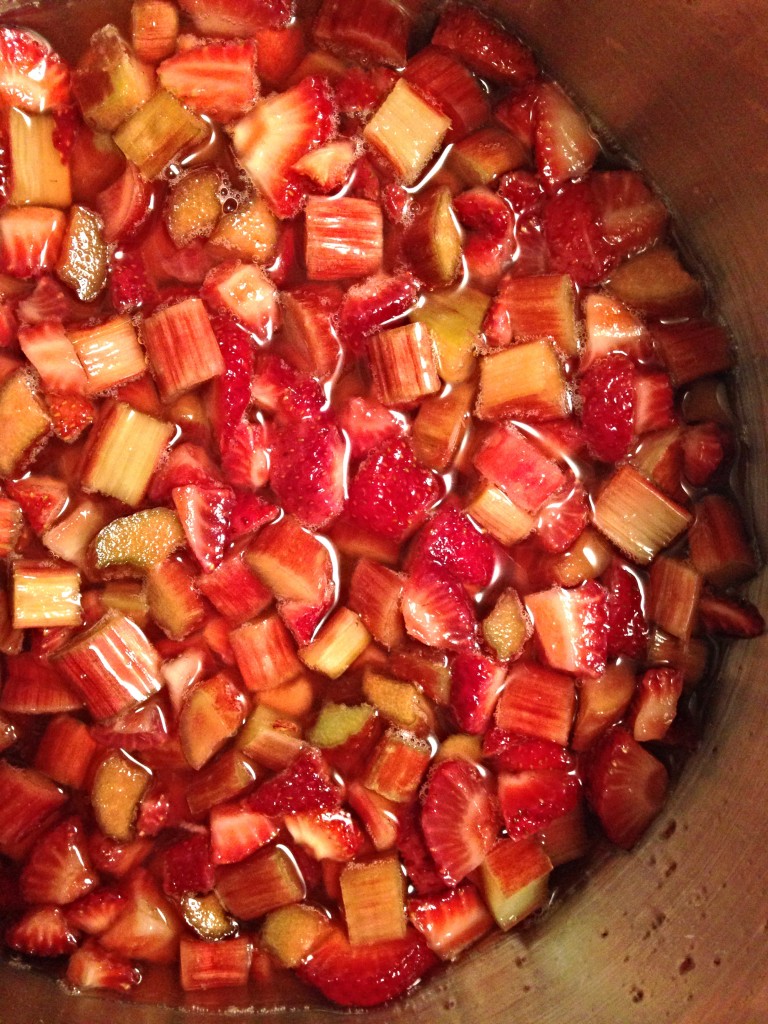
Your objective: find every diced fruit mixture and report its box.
[0,0,762,1012]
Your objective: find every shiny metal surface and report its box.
[1,1,767,1021]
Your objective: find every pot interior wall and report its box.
[1,1,766,1022]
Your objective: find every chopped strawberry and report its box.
[535,82,599,191]
[396,803,445,896]
[285,809,364,862]
[408,883,494,960]
[232,75,337,219]
[210,799,280,865]
[402,564,477,652]
[66,887,125,936]
[65,939,141,991]
[220,419,269,491]
[21,816,97,905]
[494,89,538,152]
[172,484,236,573]
[536,481,589,554]
[228,491,279,540]
[586,726,668,849]
[269,419,345,529]
[431,5,537,85]
[449,652,506,734]
[210,315,255,448]
[590,170,668,259]
[681,422,731,486]
[6,474,67,535]
[162,832,215,898]
[45,392,94,443]
[482,729,576,773]
[453,187,512,238]
[408,508,496,587]
[7,905,77,957]
[337,395,404,461]
[0,206,66,279]
[525,581,608,678]
[18,274,94,326]
[335,66,391,120]
[108,251,157,314]
[579,354,636,463]
[249,747,342,816]
[542,180,619,286]
[297,925,437,1008]
[0,27,70,112]
[149,443,221,503]
[603,561,649,660]
[420,759,497,885]
[347,438,441,542]
[697,590,765,638]
[176,0,294,35]
[633,370,676,435]
[338,271,420,347]
[158,40,258,123]
[96,164,154,245]
[497,769,580,840]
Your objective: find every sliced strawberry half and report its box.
[232,75,337,219]
[543,179,619,286]
[483,728,576,773]
[578,353,636,463]
[402,563,478,652]
[420,759,498,886]
[534,81,599,191]
[591,170,668,259]
[6,474,68,535]
[338,271,420,346]
[450,652,507,734]
[408,882,494,961]
[346,438,441,542]
[297,925,438,1008]
[396,802,445,897]
[161,831,215,898]
[158,40,258,123]
[0,26,70,112]
[697,590,765,638]
[269,419,346,530]
[337,395,404,461]
[525,581,608,678]
[536,481,589,554]
[6,904,78,957]
[65,939,142,991]
[210,315,256,449]
[21,816,98,905]
[431,4,537,85]
[172,484,236,573]
[408,508,496,587]
[46,392,95,443]
[603,561,649,660]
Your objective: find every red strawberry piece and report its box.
[526,581,608,678]
[603,561,649,660]
[482,728,576,773]
[87,833,151,880]
[579,353,636,462]
[45,392,95,443]
[697,590,765,638]
[381,181,411,225]
[161,831,215,898]
[420,759,497,886]
[498,168,546,216]
[285,809,364,862]
[0,761,68,861]
[209,315,255,445]
[585,726,669,849]
[409,508,496,587]
[338,271,420,348]
[543,179,619,286]
[149,443,221,503]
[402,563,477,652]
[90,700,169,751]
[403,45,490,143]
[21,816,98,905]
[249,747,342,816]
[633,370,676,435]
[251,22,306,90]
[497,769,580,840]
[0,27,70,112]
[536,480,589,554]
[337,395,405,461]
[232,74,337,219]
[221,420,269,491]
[5,475,68,535]
[534,82,599,191]
[210,798,280,865]
[6,905,78,957]
[108,251,157,314]
[408,882,494,960]
[348,155,381,203]
[250,351,302,414]
[453,187,512,239]
[51,103,77,158]
[533,418,587,462]
[136,776,190,837]
[269,419,345,529]
[17,275,95,326]
[681,422,731,486]
[347,438,441,542]
[396,802,445,897]
[228,491,280,540]
[279,583,334,646]
[590,170,668,259]
[450,652,506,734]
[276,376,327,424]
[172,484,236,573]
[96,164,154,246]
[297,925,438,1008]
[66,939,142,991]
[176,0,294,34]
[0,860,23,914]
[335,66,393,120]
[66,887,125,936]
[494,88,537,152]
[0,206,66,279]
[158,40,258,123]
[461,227,516,293]
[431,4,537,85]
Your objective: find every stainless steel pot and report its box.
[2,0,767,1020]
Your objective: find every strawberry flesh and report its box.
[579,354,636,462]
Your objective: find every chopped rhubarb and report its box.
[68,315,146,395]
[305,196,383,281]
[364,80,450,186]
[477,340,569,421]
[114,89,209,180]
[8,108,71,208]
[143,297,225,401]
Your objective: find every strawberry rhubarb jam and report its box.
[0,0,763,1010]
